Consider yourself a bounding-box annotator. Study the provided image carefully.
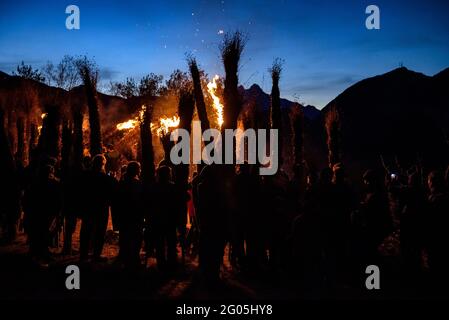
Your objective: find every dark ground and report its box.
[0,217,300,301]
[0,216,438,302]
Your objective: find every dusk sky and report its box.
[1,0,448,108]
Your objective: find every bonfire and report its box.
[207,75,224,129]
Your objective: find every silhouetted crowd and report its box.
[1,153,449,295]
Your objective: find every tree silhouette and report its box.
[187,56,210,133]
[76,56,102,156]
[221,31,245,132]
[140,105,155,185]
[13,61,45,83]
[325,104,342,167]
[269,58,284,166]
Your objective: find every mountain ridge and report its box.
[321,66,449,175]
[1,66,448,174]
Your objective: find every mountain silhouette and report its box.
[322,66,449,176]
[1,66,448,177]
[240,83,320,120]
[239,83,327,172]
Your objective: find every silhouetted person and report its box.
[105,144,120,176]
[445,165,449,189]
[151,165,179,271]
[116,161,143,268]
[191,170,200,218]
[0,169,20,244]
[287,164,308,214]
[198,164,227,285]
[291,167,333,291]
[325,163,356,287]
[23,163,62,263]
[186,172,200,257]
[400,171,427,280]
[79,154,117,262]
[110,163,128,233]
[61,172,77,255]
[425,170,449,288]
[62,157,91,255]
[173,175,191,265]
[312,168,335,286]
[264,170,290,271]
[353,169,393,267]
[313,167,333,225]
[229,163,248,268]
[298,167,332,235]
[330,163,355,235]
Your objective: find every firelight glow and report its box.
[157,115,180,136]
[207,75,224,129]
[116,119,138,130]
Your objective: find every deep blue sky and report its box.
[1,0,448,108]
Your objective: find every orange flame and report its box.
[207,75,224,128]
[115,105,179,138]
[37,113,47,136]
[157,115,180,136]
[116,119,138,130]
[139,105,146,122]
[116,105,147,131]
